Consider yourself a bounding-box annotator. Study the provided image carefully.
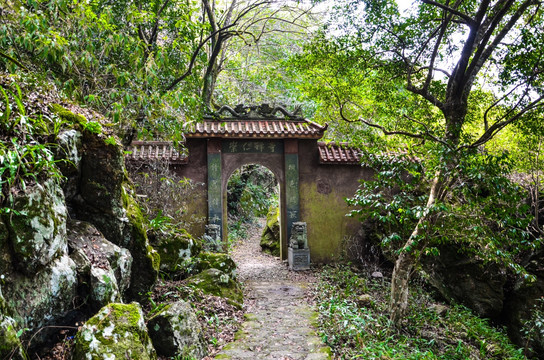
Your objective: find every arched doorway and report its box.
[220,147,288,258]
[224,164,280,254]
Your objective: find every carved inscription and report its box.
[293,253,309,267]
[223,140,283,154]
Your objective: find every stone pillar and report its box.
[207,139,222,238]
[284,139,299,241]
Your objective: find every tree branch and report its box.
[164,22,238,91]
[337,100,449,147]
[407,84,445,110]
[466,0,535,86]
[466,95,544,149]
[422,0,474,25]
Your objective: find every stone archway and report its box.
[207,138,299,259]
[126,104,373,263]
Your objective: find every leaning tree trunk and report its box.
[389,174,442,325]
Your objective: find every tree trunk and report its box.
[389,174,442,325]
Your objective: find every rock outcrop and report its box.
[67,220,132,309]
[260,206,280,256]
[73,303,157,360]
[423,246,507,318]
[502,252,544,357]
[1,178,78,346]
[147,300,207,359]
[68,127,159,299]
[0,104,162,354]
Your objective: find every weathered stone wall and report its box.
[298,140,372,263]
[169,138,371,263]
[165,139,209,239]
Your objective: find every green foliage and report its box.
[522,297,544,354]
[226,164,278,246]
[227,164,278,221]
[0,79,64,208]
[347,149,540,275]
[1,0,206,138]
[315,265,526,359]
[82,121,102,135]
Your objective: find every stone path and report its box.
[215,220,331,360]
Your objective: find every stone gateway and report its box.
[126,105,372,263]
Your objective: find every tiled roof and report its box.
[186,119,327,139]
[318,142,361,165]
[125,141,187,164]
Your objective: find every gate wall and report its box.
[169,138,373,263]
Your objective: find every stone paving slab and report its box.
[215,280,331,360]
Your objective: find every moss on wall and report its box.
[299,182,361,263]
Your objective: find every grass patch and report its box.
[313,264,526,359]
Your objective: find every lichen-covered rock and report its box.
[73,303,157,360]
[55,129,83,203]
[147,300,206,359]
[194,252,237,279]
[260,206,280,256]
[3,254,77,342]
[72,130,159,299]
[5,178,68,275]
[0,313,27,360]
[90,266,121,308]
[149,228,200,273]
[67,220,132,296]
[186,269,243,308]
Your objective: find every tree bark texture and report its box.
[390,174,443,325]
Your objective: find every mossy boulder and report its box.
[5,178,68,275]
[73,303,157,360]
[186,269,243,308]
[72,128,159,299]
[194,252,237,279]
[148,228,200,273]
[147,300,206,359]
[260,206,280,256]
[50,103,87,127]
[2,254,77,344]
[67,220,133,300]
